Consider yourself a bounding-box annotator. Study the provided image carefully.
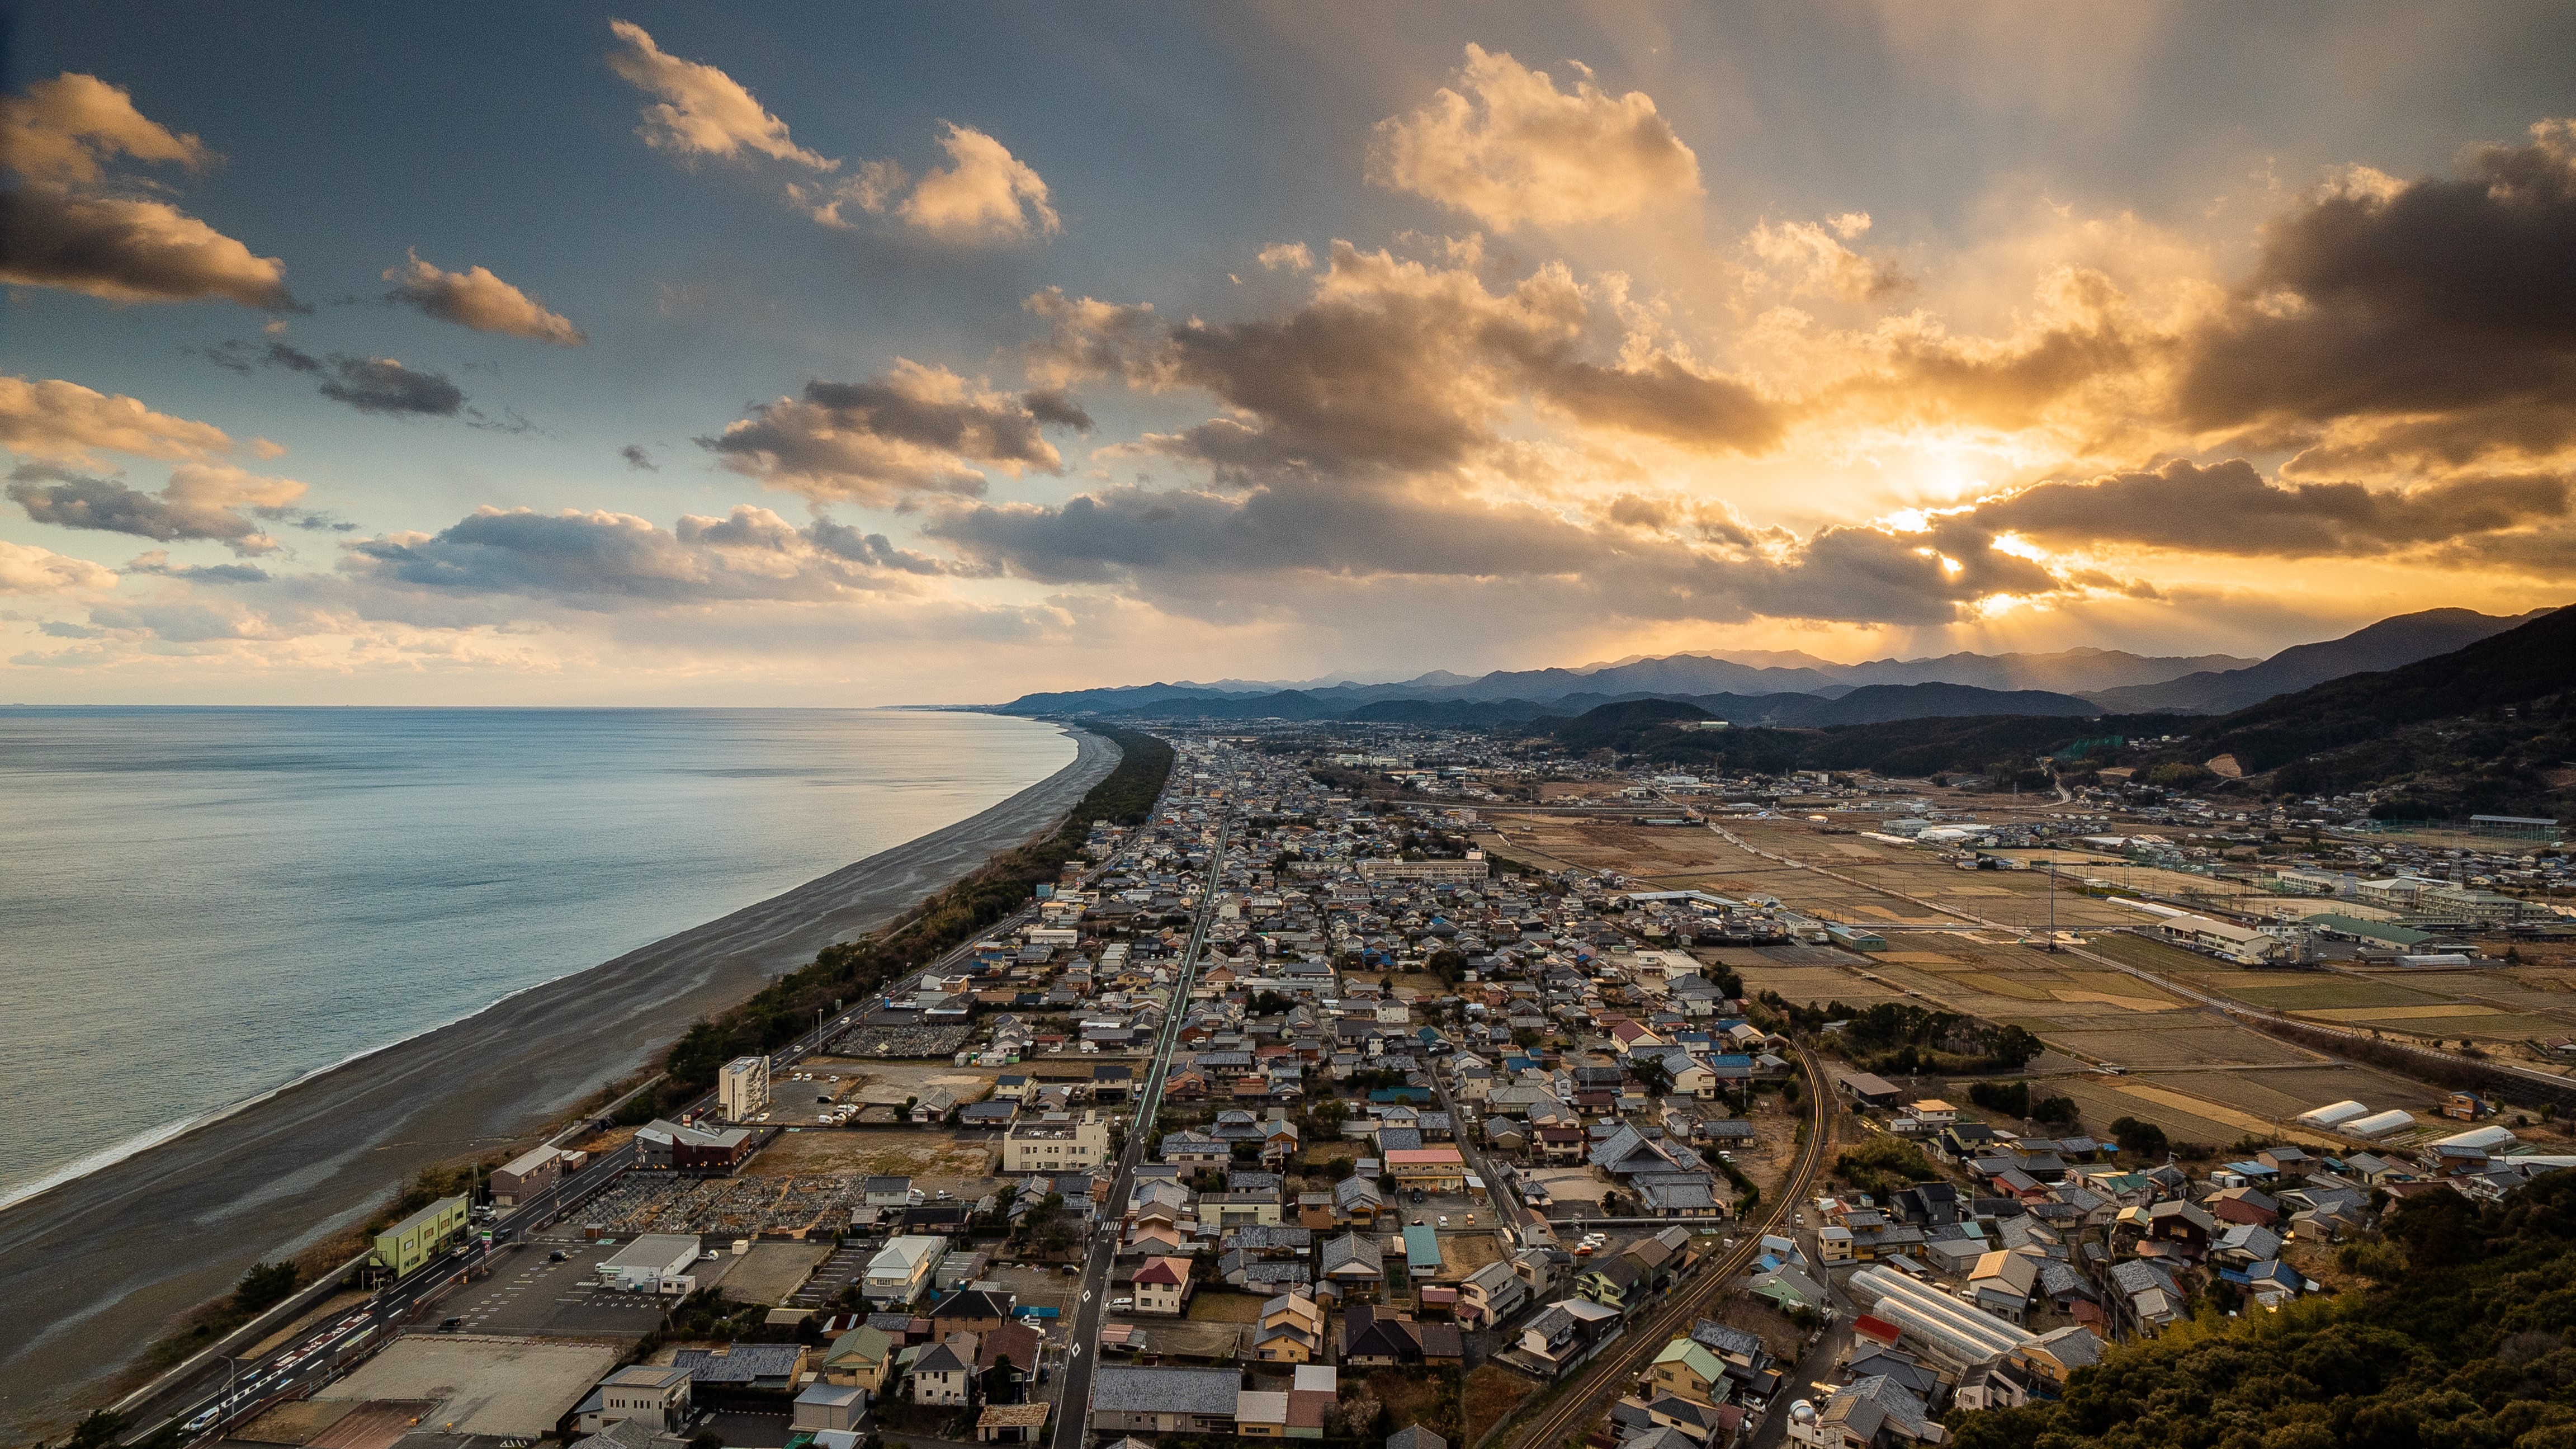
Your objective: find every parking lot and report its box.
[426,1245,672,1339]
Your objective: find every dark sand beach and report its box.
[0,726,1116,1438]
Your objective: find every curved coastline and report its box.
[0,721,1117,1439]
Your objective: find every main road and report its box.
[1050,811,1230,1449]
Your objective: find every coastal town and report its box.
[92,724,2576,1449]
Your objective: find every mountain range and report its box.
[995,607,2542,725]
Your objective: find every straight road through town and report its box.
[1051,811,1227,1449]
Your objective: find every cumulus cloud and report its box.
[341,504,945,607]
[1027,242,1781,475]
[382,251,585,344]
[0,538,117,594]
[699,360,1088,504]
[896,124,1058,242]
[8,461,307,556]
[0,72,293,311]
[603,20,831,169]
[2178,120,2576,445]
[0,374,235,464]
[0,72,209,184]
[1958,457,2572,558]
[0,185,295,309]
[1257,242,1315,273]
[1368,45,1701,229]
[791,125,1058,244]
[1746,214,1909,303]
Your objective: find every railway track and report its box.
[1500,1040,1835,1449]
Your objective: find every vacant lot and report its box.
[1186,1290,1268,1324]
[744,1129,995,1183]
[1363,1366,1462,1443]
[1434,1230,1507,1280]
[318,1335,618,1438]
[722,1242,830,1305]
[1462,1363,1538,1444]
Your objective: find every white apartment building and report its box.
[720,1055,771,1120]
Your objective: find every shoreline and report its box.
[0,723,1118,1440]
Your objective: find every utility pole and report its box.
[2047,858,2058,951]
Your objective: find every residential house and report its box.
[821,1325,899,1392]
[1252,1287,1327,1363]
[931,1287,1015,1338]
[575,1366,692,1434]
[863,1236,948,1306]
[1647,1339,1727,1406]
[1458,1259,1530,1327]
[1133,1257,1194,1315]
[910,1336,979,1406]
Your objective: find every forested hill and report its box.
[2194,603,2574,774]
[1949,1170,2576,1449]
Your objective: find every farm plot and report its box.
[2047,1078,2266,1147]
[1731,964,1907,1007]
[2043,1015,2315,1069]
[2228,980,2445,1012]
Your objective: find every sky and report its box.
[2,2,2573,705]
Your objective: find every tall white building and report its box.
[720,1055,771,1120]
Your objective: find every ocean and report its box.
[0,707,1074,1206]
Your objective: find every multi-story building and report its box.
[575,1365,692,1433]
[1003,1110,1110,1172]
[720,1055,771,1120]
[370,1195,470,1280]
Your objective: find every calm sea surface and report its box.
[0,707,1073,1204]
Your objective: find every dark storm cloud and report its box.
[1961,458,2571,557]
[620,443,659,471]
[2177,124,2576,436]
